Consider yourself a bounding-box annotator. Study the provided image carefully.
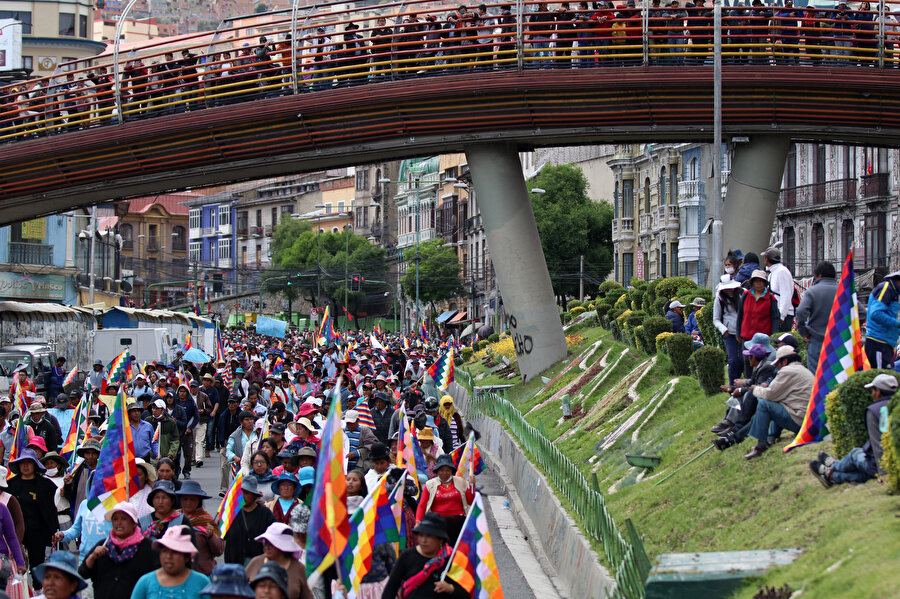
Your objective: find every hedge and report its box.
[665,333,695,375]
[634,325,656,355]
[596,304,612,324]
[488,333,500,343]
[461,347,474,362]
[656,331,674,354]
[567,299,584,311]
[570,306,587,317]
[655,276,698,303]
[770,331,807,366]
[825,369,899,458]
[598,281,624,298]
[695,305,723,351]
[882,392,900,494]
[688,345,727,395]
[643,316,672,351]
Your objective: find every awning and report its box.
[460,323,475,338]
[435,310,458,324]
[448,311,467,324]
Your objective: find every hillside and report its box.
[462,326,900,598]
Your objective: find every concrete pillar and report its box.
[464,143,567,380]
[721,135,791,261]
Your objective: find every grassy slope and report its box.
[465,328,900,598]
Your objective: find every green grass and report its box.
[462,327,900,598]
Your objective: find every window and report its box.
[842,219,854,260]
[783,227,796,273]
[59,13,76,36]
[280,205,293,222]
[241,246,248,266]
[815,144,827,184]
[644,177,651,213]
[865,213,886,268]
[218,238,232,260]
[659,167,667,205]
[189,242,201,263]
[120,224,133,250]
[0,11,32,34]
[148,224,158,250]
[680,206,699,236]
[189,208,200,230]
[255,210,262,228]
[337,201,345,214]
[79,14,88,38]
[661,244,667,277]
[356,170,369,191]
[844,146,856,180]
[785,144,797,188]
[812,223,825,268]
[218,205,231,227]
[688,157,698,181]
[622,253,634,282]
[256,245,262,268]
[237,211,248,234]
[623,180,634,218]
[270,208,277,229]
[614,182,619,219]
[670,166,678,200]
[172,226,186,251]
[670,242,679,276]
[324,203,332,214]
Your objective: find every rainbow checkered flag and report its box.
[216,471,245,536]
[785,250,869,452]
[62,367,78,387]
[85,388,140,515]
[427,348,455,389]
[443,492,504,598]
[106,349,131,386]
[452,431,485,478]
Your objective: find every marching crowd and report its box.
[1,2,897,140]
[0,328,479,599]
[663,245,895,491]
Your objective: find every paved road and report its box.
[188,449,551,598]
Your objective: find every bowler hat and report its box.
[33,551,87,591]
[250,561,289,597]
[199,564,255,598]
[434,453,456,473]
[176,479,211,499]
[412,512,449,540]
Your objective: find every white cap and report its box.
[345,409,359,423]
[153,399,166,409]
[864,373,898,394]
[669,300,685,308]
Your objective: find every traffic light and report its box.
[350,274,362,292]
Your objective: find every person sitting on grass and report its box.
[712,343,778,448]
[810,373,896,488]
[742,345,814,460]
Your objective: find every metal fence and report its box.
[456,368,650,599]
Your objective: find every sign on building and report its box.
[0,272,66,301]
[0,19,22,72]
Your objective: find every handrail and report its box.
[3,2,900,143]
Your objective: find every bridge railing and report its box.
[2,1,900,144]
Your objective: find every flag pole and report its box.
[440,492,478,581]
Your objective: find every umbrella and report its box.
[477,325,494,338]
[182,347,213,364]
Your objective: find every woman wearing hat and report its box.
[250,561,290,599]
[438,396,465,451]
[139,480,187,540]
[128,458,157,520]
[199,563,255,599]
[417,427,443,479]
[415,454,474,544]
[736,269,780,377]
[382,513,467,599]
[78,501,156,599]
[265,472,302,525]
[41,451,71,530]
[31,550,88,599]
[714,276,744,386]
[7,448,59,567]
[132,525,210,598]
[177,481,224,575]
[286,417,319,451]
[223,477,276,566]
[246,522,314,599]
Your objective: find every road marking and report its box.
[487,495,563,599]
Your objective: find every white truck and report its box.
[93,328,173,366]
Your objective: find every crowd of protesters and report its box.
[0,326,476,598]
[1,2,898,140]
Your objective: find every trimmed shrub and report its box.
[569,306,586,317]
[610,320,622,341]
[769,331,808,366]
[629,289,645,312]
[634,325,656,355]
[655,276,698,303]
[567,300,584,311]
[596,304,612,323]
[488,333,500,343]
[652,297,667,317]
[616,309,633,328]
[624,311,647,330]
[561,312,572,324]
[606,286,628,304]
[826,369,900,458]
[695,305,723,351]
[587,302,596,311]
[598,280,624,298]
[454,356,464,367]
[665,333,695,375]
[461,347,474,362]
[656,331,674,354]
[614,294,629,309]
[689,345,727,395]
[476,339,490,351]
[643,316,672,351]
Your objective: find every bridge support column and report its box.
[464,143,567,380]
[721,135,791,260]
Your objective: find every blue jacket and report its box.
[866,276,900,346]
[735,261,760,284]
[686,311,702,340]
[665,309,686,334]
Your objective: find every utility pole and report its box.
[709,0,724,288]
[579,254,584,302]
[88,206,97,305]
[414,176,421,327]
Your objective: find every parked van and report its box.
[0,341,58,395]
[93,328,172,367]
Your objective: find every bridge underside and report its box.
[2,67,899,224]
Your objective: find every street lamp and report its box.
[531,188,546,194]
[379,174,426,330]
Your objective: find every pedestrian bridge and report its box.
[2,1,900,224]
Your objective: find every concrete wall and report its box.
[450,383,615,599]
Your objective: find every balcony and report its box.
[189,227,201,240]
[465,214,482,235]
[236,225,249,237]
[862,173,890,199]
[778,177,857,212]
[656,205,679,230]
[638,212,653,236]
[263,225,274,236]
[612,217,635,242]
[201,227,215,236]
[219,223,232,236]
[9,242,53,266]
[678,180,700,204]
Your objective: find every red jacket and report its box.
[737,288,779,340]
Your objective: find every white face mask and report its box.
[725,266,735,274]
[45,468,58,477]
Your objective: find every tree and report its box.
[267,222,387,328]
[529,164,614,304]
[254,2,268,13]
[400,239,464,316]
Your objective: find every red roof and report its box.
[125,192,200,216]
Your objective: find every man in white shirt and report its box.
[764,247,795,333]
